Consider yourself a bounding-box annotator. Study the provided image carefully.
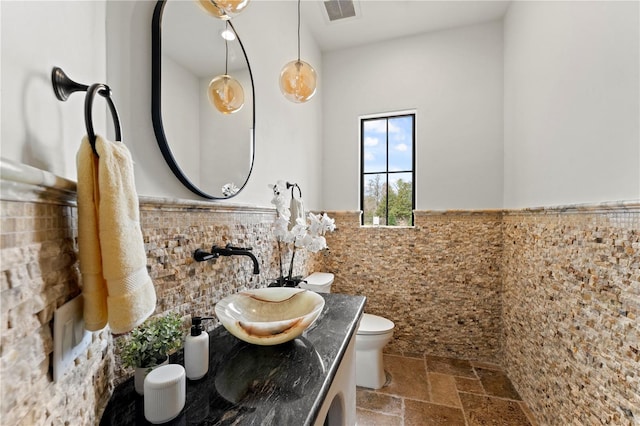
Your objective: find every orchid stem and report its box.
[278,240,284,284]
[288,248,296,281]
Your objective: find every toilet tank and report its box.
[300,272,334,293]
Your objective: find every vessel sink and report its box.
[215,287,325,345]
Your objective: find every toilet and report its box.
[299,272,335,293]
[301,272,395,390]
[355,313,394,389]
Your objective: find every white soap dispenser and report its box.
[184,316,212,380]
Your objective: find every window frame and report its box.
[359,112,416,227]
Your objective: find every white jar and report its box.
[144,364,186,424]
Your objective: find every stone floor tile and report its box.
[354,355,537,426]
[404,399,466,426]
[426,355,476,378]
[383,348,403,356]
[459,392,532,426]
[475,368,522,400]
[455,376,485,394]
[470,360,504,371]
[403,351,425,359]
[356,388,402,416]
[429,372,461,408]
[377,354,430,401]
[356,408,403,426]
[519,401,539,426]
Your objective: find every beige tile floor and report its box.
[355,354,538,426]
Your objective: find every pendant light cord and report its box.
[225,21,229,75]
[297,0,301,62]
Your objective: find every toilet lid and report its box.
[304,272,334,286]
[358,313,394,335]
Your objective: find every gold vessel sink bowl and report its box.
[215,288,325,345]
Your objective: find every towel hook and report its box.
[51,67,122,157]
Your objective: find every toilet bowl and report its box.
[355,313,394,389]
[299,272,334,293]
[302,272,395,390]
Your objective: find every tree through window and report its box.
[360,113,415,226]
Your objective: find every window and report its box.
[360,113,415,226]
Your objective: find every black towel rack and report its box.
[51,66,122,157]
[287,181,302,198]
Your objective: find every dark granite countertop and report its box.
[100,293,366,426]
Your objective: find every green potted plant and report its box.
[118,312,184,394]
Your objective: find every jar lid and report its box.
[144,364,185,390]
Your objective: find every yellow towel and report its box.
[77,135,157,334]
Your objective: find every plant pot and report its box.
[134,358,169,395]
[268,276,304,288]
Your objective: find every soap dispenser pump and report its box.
[184,316,213,380]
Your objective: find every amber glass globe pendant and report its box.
[208,22,244,114]
[197,0,250,20]
[280,0,317,103]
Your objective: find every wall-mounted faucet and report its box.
[194,244,260,275]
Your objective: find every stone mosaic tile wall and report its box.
[502,205,639,425]
[319,210,505,362]
[0,196,313,424]
[125,200,313,382]
[2,192,637,425]
[0,200,113,425]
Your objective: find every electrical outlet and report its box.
[53,294,92,382]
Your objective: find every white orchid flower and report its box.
[273,216,289,232]
[282,231,296,244]
[276,205,291,220]
[306,212,321,235]
[221,182,239,197]
[321,213,336,233]
[305,235,327,253]
[269,181,290,212]
[268,182,335,281]
[291,220,307,238]
[298,233,312,248]
[271,194,287,210]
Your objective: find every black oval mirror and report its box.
[152,0,255,199]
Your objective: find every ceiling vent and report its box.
[323,0,358,22]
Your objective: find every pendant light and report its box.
[280,0,317,103]
[208,22,244,114]
[197,0,250,20]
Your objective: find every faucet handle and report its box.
[194,248,218,261]
[225,243,253,251]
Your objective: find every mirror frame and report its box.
[151,0,256,199]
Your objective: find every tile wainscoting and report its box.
[320,204,639,425]
[1,161,637,424]
[0,194,316,424]
[0,161,313,424]
[1,199,113,425]
[319,210,504,362]
[502,204,639,425]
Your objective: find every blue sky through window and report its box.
[363,116,413,173]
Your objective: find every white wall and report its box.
[105,1,324,209]
[503,1,640,208]
[198,69,254,195]
[0,0,322,209]
[4,1,637,211]
[1,0,107,181]
[163,54,201,184]
[321,20,505,211]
